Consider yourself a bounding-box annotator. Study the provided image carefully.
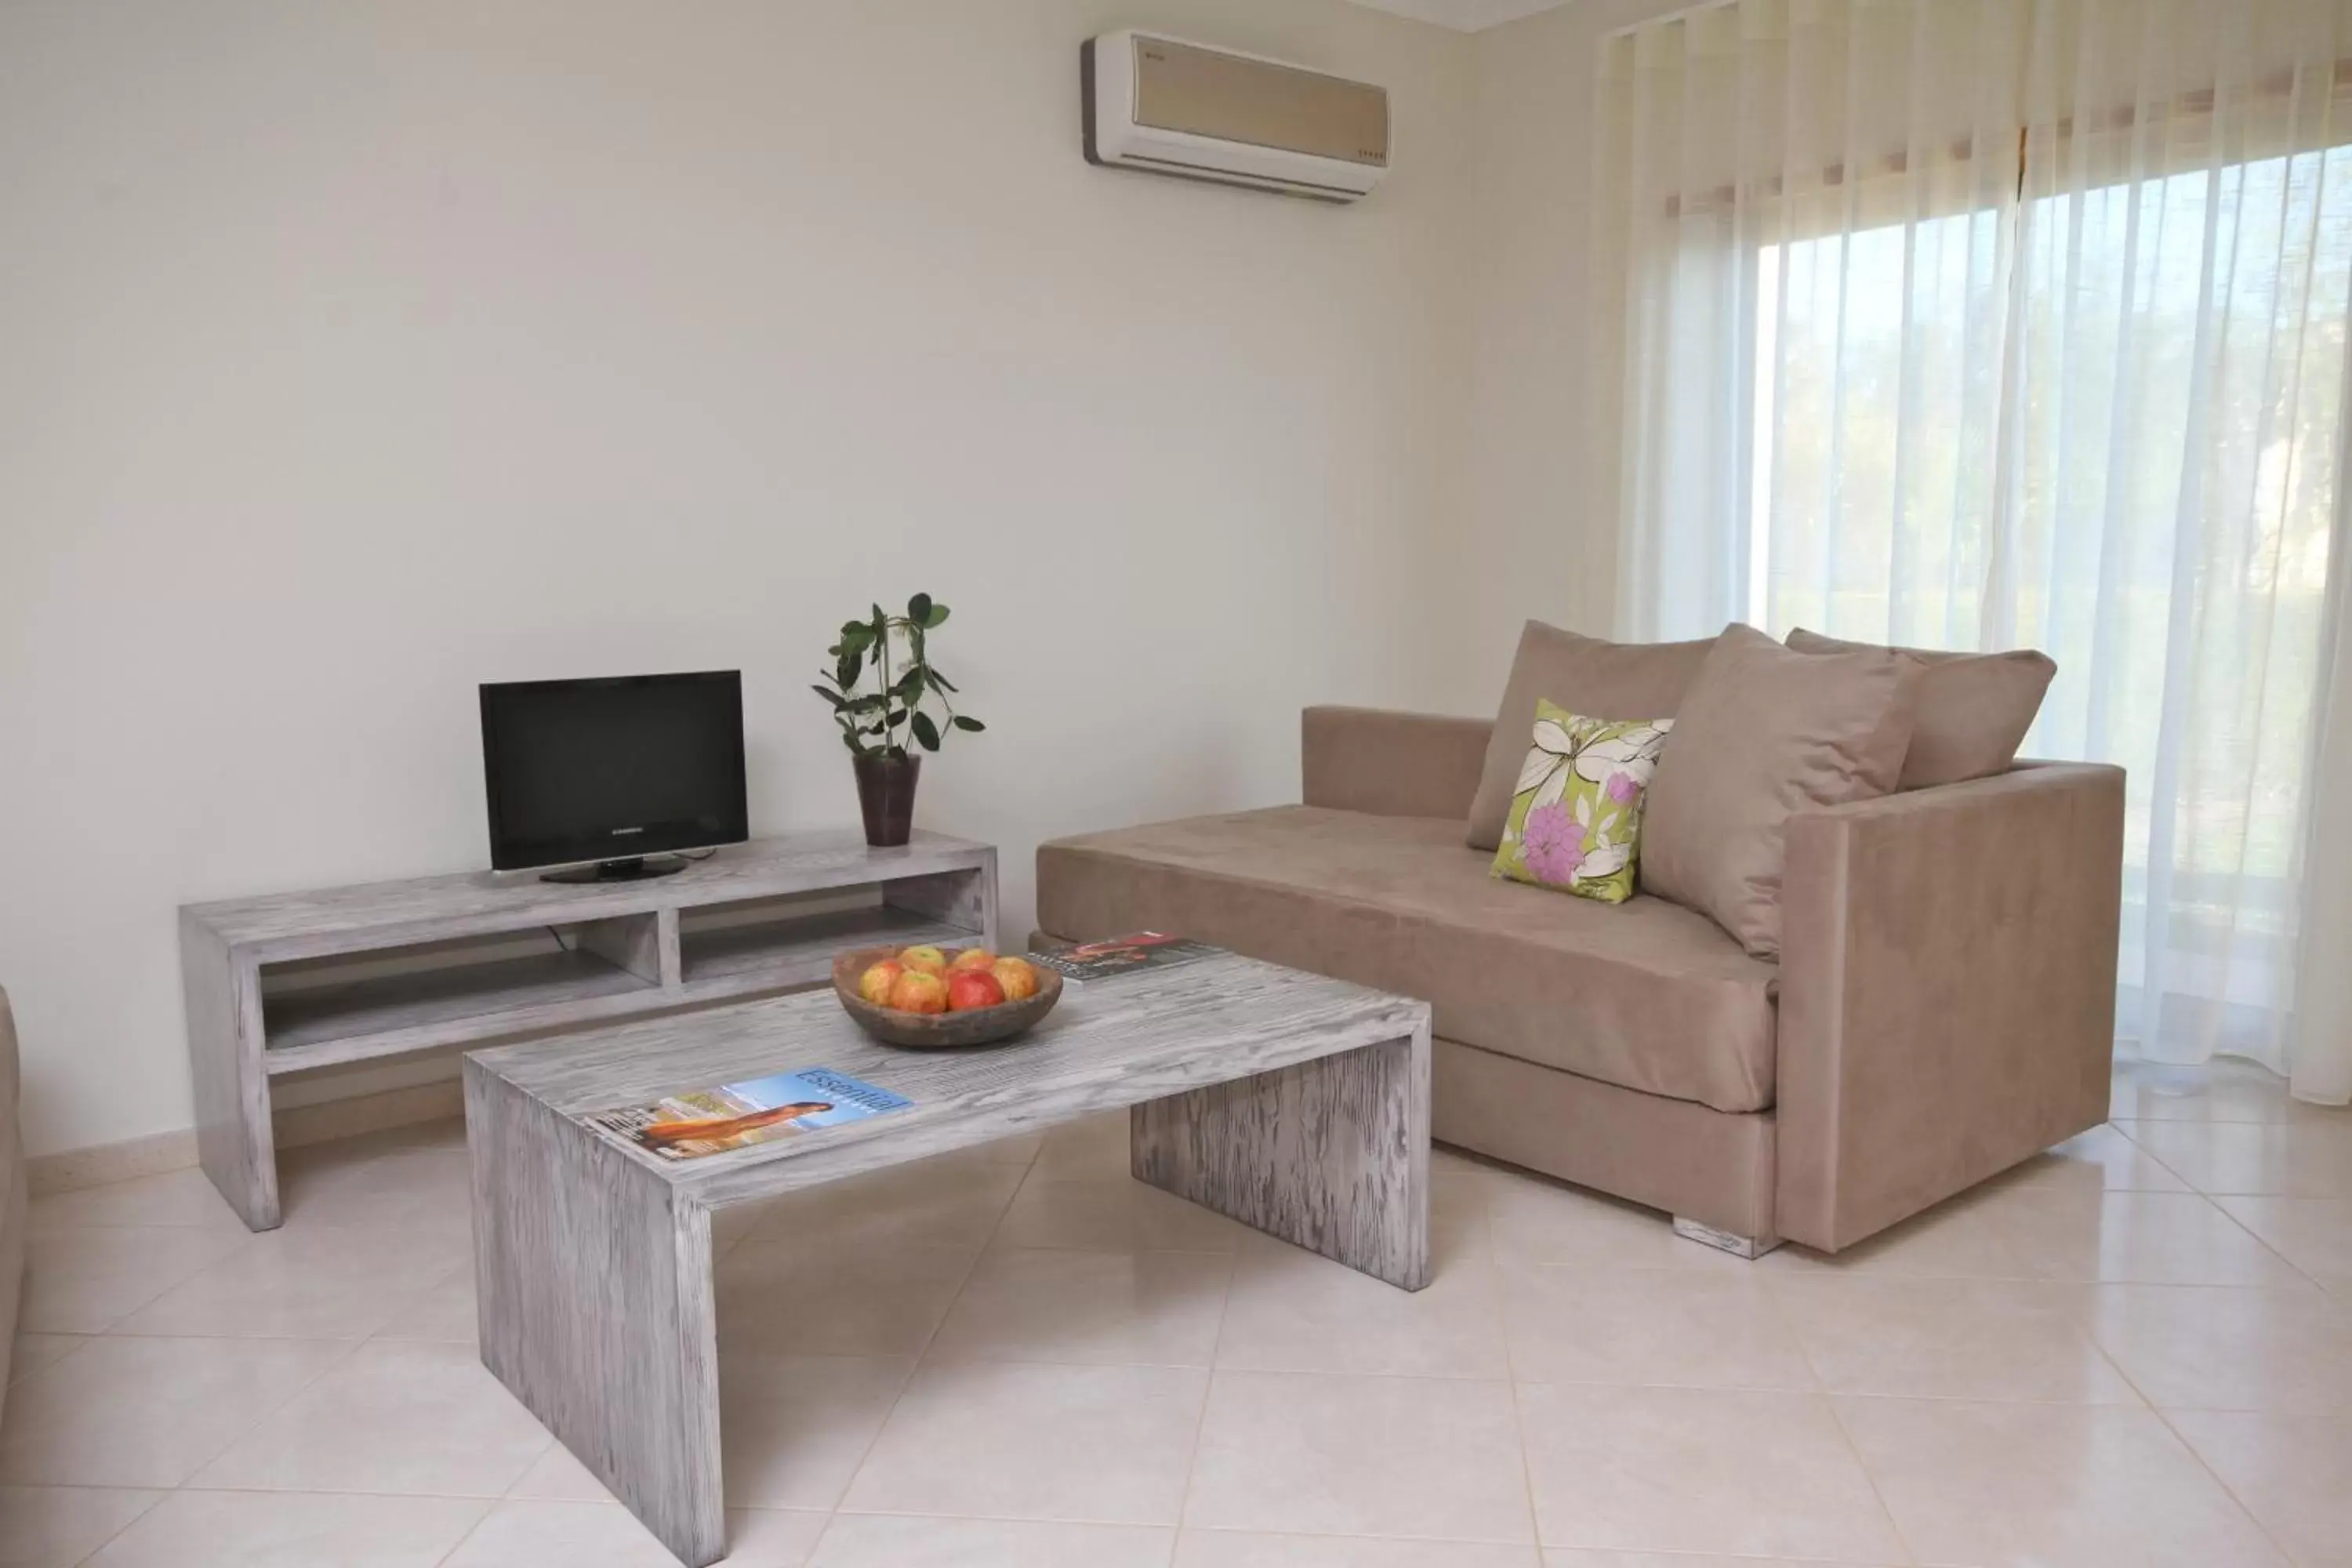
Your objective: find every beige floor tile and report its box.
[505,1439,615,1502]
[6,1334,85,1385]
[80,1489,491,1567]
[1994,1123,2190,1194]
[1994,1189,2310,1286]
[1541,1557,1900,1567]
[442,1500,826,1567]
[713,1203,764,1256]
[840,1359,1207,1523]
[1032,1110,1137,1178]
[720,1508,834,1567]
[974,1131,1045,1166]
[25,1167,249,1236]
[276,1134,476,1234]
[1835,1395,2285,1566]
[2109,1060,2336,1124]
[717,1240,974,1356]
[1485,1177,1748,1272]
[1216,1225,1506,1380]
[1501,1262,1813,1390]
[372,1261,477,1342]
[738,1158,1024,1255]
[719,1352,917,1510]
[813,1515,1174,1566]
[2087,1281,2352,1414]
[2118,1119,2352,1196]
[0,1334,350,1487]
[0,1486,162,1568]
[996,1171,1254,1253]
[927,1245,1232,1367]
[2214,1195,2352,1282]
[193,1338,554,1496]
[1178,1531,1540,1566]
[115,1224,469,1339]
[1759,1190,2033,1280]
[19,1225,253,1332]
[2171,1408,2352,1568]
[1767,1274,2137,1403]
[1185,1369,1534,1543]
[1515,1383,1904,1561]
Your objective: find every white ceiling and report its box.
[1342,0,1571,30]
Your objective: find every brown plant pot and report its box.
[853,752,920,847]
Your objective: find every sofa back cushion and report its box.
[1642,624,1922,960]
[1466,621,1717,851]
[1785,629,2055,789]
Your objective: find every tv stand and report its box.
[179,829,996,1231]
[539,855,689,884]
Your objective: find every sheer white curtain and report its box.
[1594,0,2352,1103]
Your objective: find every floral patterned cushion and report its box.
[1490,700,1674,904]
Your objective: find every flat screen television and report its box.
[480,670,749,881]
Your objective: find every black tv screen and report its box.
[479,671,749,873]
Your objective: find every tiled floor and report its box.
[5,1059,2350,1567]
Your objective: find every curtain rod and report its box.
[1605,0,1742,42]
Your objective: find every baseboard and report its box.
[274,1079,461,1150]
[27,1080,465,1196]
[27,1125,198,1197]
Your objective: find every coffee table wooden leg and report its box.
[1131,1021,1431,1291]
[466,1058,725,1568]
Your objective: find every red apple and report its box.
[947,947,998,974]
[946,969,1006,1012]
[888,969,949,1014]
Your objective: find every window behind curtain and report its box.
[1749,146,2352,1051]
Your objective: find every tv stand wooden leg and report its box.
[182,913,279,1231]
[1130,1019,1431,1291]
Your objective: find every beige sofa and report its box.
[1037,706,2124,1255]
[1,989,25,1414]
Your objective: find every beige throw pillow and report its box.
[1466,622,1718,851]
[1642,624,1923,960]
[1785,629,2055,789]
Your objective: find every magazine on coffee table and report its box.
[1029,931,1222,987]
[583,1066,912,1162]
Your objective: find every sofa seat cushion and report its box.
[1036,806,1780,1113]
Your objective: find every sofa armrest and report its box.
[1301,707,1493,821]
[0,988,23,1427]
[1775,762,2124,1251]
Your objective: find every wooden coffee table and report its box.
[463,951,1432,1567]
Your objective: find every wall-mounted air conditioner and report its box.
[1081,31,1389,204]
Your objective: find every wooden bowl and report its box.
[830,945,1063,1050]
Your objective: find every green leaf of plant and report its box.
[952,715,985,731]
[924,602,949,628]
[810,684,849,710]
[907,592,932,625]
[910,711,941,751]
[925,666,958,693]
[892,667,924,699]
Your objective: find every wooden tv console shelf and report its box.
[179,829,997,1230]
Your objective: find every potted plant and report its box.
[811,593,985,847]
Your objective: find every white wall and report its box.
[0,0,1475,1159]
[1441,0,1693,709]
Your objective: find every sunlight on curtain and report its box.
[1595,0,2352,1100]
